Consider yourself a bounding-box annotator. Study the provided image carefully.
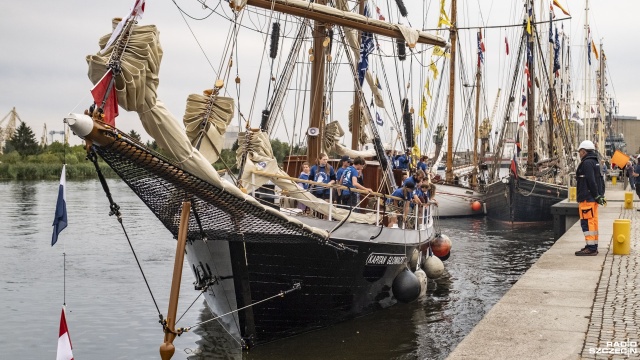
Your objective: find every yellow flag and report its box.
[429,62,439,80]
[438,0,452,28]
[420,94,427,119]
[592,42,599,60]
[526,17,531,35]
[424,78,432,98]
[432,46,445,57]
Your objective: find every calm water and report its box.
[0,180,553,359]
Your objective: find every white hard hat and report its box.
[578,140,595,151]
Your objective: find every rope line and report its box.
[184,283,302,331]
[87,149,163,319]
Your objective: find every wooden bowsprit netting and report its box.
[91,133,330,246]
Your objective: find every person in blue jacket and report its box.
[309,153,336,201]
[335,155,351,205]
[341,156,372,207]
[416,155,428,172]
[394,151,410,170]
[575,140,606,256]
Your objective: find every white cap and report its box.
[578,140,595,151]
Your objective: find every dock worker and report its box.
[575,140,606,256]
[633,155,640,210]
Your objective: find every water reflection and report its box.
[186,217,553,360]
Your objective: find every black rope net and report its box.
[93,133,327,245]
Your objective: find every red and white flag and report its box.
[57,306,73,360]
[90,69,119,127]
[101,0,146,54]
[376,6,385,21]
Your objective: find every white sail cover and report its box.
[323,121,375,159]
[87,19,329,238]
[237,130,378,224]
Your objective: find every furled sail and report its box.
[323,121,375,159]
[86,19,328,239]
[237,130,378,224]
[183,90,234,164]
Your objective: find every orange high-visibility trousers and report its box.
[579,201,599,246]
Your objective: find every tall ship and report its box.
[483,0,576,223]
[63,0,454,350]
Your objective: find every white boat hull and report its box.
[432,184,485,218]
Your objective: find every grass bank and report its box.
[0,162,117,181]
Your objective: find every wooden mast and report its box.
[547,10,555,159]
[307,0,327,164]
[525,0,536,177]
[445,0,457,183]
[350,0,365,151]
[471,30,481,188]
[159,201,191,360]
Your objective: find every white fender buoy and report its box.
[414,268,428,298]
[409,248,420,271]
[422,255,444,279]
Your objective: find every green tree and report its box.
[128,129,142,142]
[7,123,40,156]
[270,138,290,164]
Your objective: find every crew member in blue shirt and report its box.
[341,156,372,207]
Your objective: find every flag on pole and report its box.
[52,165,67,247]
[57,306,74,360]
[101,0,146,54]
[505,36,509,55]
[375,112,384,126]
[91,69,119,127]
[592,41,599,61]
[375,6,385,21]
[510,153,518,176]
[438,0,452,28]
[477,30,485,67]
[357,5,374,86]
[587,26,592,65]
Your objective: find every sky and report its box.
[1,0,638,148]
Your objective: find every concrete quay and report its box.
[447,185,639,359]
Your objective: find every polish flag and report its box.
[57,306,74,360]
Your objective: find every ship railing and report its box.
[250,170,433,229]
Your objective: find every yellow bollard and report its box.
[612,219,631,255]
[569,187,577,202]
[625,192,634,209]
[612,176,617,185]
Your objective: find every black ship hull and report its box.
[484,175,567,223]
[89,135,433,348]
[187,226,426,347]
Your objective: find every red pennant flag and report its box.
[505,36,509,55]
[376,6,385,21]
[57,306,74,360]
[90,69,119,127]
